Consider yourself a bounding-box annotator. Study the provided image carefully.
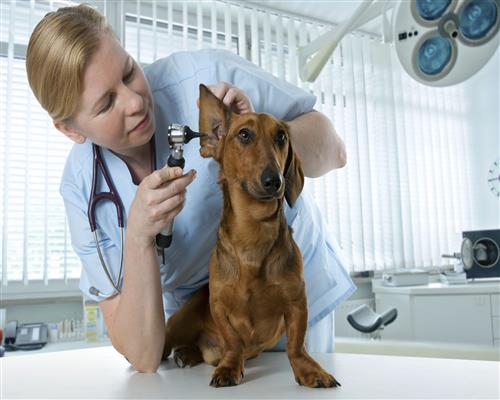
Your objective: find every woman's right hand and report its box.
[127,166,197,247]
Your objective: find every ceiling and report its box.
[247,1,384,34]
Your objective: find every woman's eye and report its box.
[100,94,115,114]
[238,129,252,143]
[123,65,135,83]
[276,130,286,144]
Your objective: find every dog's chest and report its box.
[220,281,286,347]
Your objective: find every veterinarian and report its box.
[26,4,356,372]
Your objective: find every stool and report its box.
[347,304,398,340]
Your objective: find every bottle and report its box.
[83,298,99,342]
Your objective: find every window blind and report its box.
[1,0,80,287]
[1,0,473,289]
[304,33,472,271]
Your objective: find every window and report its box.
[1,0,80,286]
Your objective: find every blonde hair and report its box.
[26,4,115,122]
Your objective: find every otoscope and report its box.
[156,124,204,263]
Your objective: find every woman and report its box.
[26,4,356,372]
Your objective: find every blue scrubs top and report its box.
[60,49,356,327]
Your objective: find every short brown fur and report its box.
[162,84,340,388]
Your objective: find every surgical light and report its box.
[298,0,500,87]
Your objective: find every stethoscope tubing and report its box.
[89,144,124,231]
[93,227,124,295]
[87,140,157,299]
[88,143,126,298]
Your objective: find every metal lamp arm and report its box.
[297,0,396,82]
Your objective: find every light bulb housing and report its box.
[394,0,499,86]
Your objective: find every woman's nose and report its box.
[124,87,145,115]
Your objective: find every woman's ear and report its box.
[198,84,231,159]
[53,120,86,144]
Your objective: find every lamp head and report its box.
[394,0,499,87]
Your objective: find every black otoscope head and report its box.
[183,126,206,143]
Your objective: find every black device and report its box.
[461,229,500,279]
[155,124,204,263]
[3,321,48,351]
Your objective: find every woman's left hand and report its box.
[197,81,254,114]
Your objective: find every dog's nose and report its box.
[261,167,283,195]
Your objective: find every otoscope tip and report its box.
[184,126,207,142]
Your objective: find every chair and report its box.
[347,304,398,340]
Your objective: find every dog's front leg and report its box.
[285,300,341,388]
[209,300,245,387]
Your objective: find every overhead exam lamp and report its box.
[298,0,500,87]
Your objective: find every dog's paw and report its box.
[209,366,244,387]
[173,346,203,368]
[162,345,172,361]
[294,368,341,388]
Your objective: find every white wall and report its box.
[463,50,500,230]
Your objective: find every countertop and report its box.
[372,278,500,295]
[2,346,499,399]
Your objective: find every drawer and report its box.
[493,316,500,339]
[491,294,500,316]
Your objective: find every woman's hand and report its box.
[127,166,197,247]
[198,81,254,114]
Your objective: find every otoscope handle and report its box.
[155,154,185,259]
[156,231,172,249]
[168,156,185,169]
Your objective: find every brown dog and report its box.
[162,84,339,389]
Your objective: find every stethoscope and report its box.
[87,139,156,299]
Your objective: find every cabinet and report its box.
[373,280,500,346]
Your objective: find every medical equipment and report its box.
[298,0,499,87]
[347,304,398,340]
[394,0,499,86]
[461,229,500,279]
[87,125,203,299]
[382,269,430,286]
[156,124,204,263]
[88,143,128,299]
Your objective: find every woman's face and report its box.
[57,32,155,157]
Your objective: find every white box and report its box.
[382,269,429,287]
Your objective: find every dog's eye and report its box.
[276,129,287,145]
[238,128,253,144]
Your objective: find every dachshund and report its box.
[162,84,340,389]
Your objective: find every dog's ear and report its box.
[284,134,304,207]
[198,84,232,159]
